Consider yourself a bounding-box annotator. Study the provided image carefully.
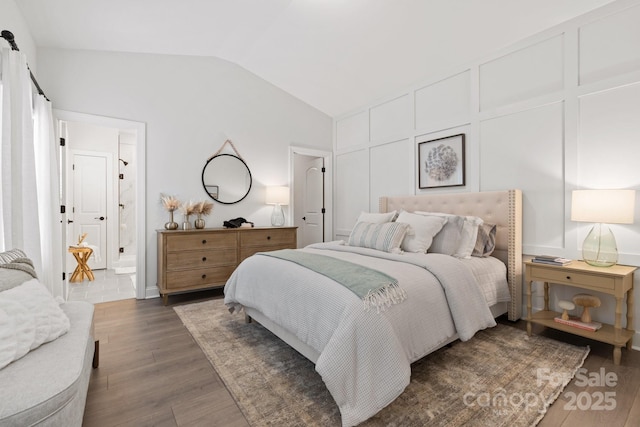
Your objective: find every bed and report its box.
[223,189,522,426]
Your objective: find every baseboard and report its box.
[145,286,159,299]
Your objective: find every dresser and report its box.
[157,227,297,304]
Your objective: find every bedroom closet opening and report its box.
[57,112,146,303]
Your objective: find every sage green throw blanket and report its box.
[258,249,406,312]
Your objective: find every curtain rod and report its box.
[1,30,49,101]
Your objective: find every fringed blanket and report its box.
[0,257,38,279]
[258,249,406,312]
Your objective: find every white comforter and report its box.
[224,242,497,426]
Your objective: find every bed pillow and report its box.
[0,248,28,264]
[472,223,497,257]
[453,215,483,258]
[356,210,398,224]
[0,278,70,369]
[0,253,38,292]
[428,215,465,255]
[0,268,35,292]
[348,221,410,253]
[415,212,483,258]
[395,211,447,253]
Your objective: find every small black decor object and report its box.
[223,217,253,228]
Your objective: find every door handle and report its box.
[95,216,105,221]
[302,216,306,221]
[67,220,74,224]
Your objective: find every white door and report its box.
[300,157,324,247]
[71,151,109,270]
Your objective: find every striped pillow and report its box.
[0,249,27,265]
[348,222,410,254]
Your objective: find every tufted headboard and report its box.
[379,189,522,321]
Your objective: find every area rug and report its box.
[174,299,589,426]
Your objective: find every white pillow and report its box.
[415,212,483,258]
[0,279,70,369]
[395,211,447,253]
[0,299,35,368]
[356,210,397,224]
[348,221,409,253]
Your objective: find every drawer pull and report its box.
[202,239,207,244]
[202,257,207,262]
[201,274,206,279]
[566,276,571,280]
[267,236,271,240]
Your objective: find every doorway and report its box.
[56,110,146,302]
[69,149,110,271]
[290,146,333,247]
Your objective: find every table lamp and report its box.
[266,186,289,226]
[571,189,635,267]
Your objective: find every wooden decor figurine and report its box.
[572,294,601,323]
[77,232,87,245]
[558,300,575,320]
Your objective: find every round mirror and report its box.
[201,154,252,204]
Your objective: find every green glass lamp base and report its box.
[582,223,618,268]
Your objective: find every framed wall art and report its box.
[418,133,465,189]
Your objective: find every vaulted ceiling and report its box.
[16,0,614,117]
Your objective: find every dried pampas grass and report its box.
[180,201,197,216]
[195,200,214,216]
[160,194,181,212]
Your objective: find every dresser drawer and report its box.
[166,249,237,270]
[165,232,237,252]
[157,227,296,304]
[165,266,236,290]
[240,244,293,262]
[240,229,296,248]
[529,265,615,290]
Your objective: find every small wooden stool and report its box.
[68,246,95,282]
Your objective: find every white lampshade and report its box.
[571,189,635,267]
[265,186,290,206]
[571,190,635,224]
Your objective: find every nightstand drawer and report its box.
[529,265,615,290]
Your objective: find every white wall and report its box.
[0,0,37,70]
[36,48,332,297]
[334,0,640,344]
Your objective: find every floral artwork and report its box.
[425,144,458,181]
[418,134,465,189]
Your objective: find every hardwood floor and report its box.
[84,293,640,426]
[84,289,248,427]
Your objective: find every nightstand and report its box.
[525,260,636,365]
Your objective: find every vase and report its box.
[182,214,192,230]
[194,214,205,229]
[271,203,285,226]
[164,211,178,230]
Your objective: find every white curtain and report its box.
[0,47,62,296]
[34,96,63,296]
